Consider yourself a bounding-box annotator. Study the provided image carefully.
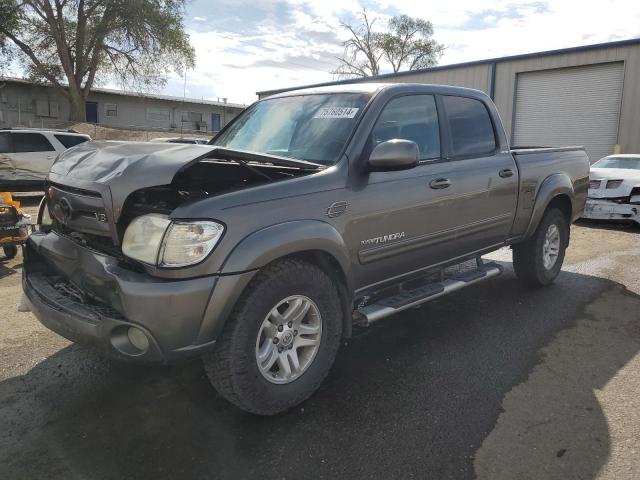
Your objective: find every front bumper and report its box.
[23,231,255,363]
[582,199,639,224]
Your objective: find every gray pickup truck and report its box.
[23,83,589,415]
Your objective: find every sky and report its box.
[167,0,640,105]
[8,0,640,105]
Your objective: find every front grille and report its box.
[47,184,112,239]
[47,183,121,258]
[588,179,601,189]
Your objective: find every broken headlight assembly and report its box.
[122,214,224,267]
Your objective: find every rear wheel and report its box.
[203,259,343,415]
[3,245,18,259]
[513,207,568,287]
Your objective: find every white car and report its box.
[0,128,91,184]
[583,154,640,224]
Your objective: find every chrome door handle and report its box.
[499,168,514,178]
[429,178,451,189]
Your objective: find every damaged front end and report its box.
[23,141,320,361]
[584,179,640,224]
[42,141,319,259]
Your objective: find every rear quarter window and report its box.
[443,96,496,158]
[55,134,90,149]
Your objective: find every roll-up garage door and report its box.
[513,62,624,163]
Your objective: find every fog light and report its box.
[127,327,149,352]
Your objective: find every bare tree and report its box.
[334,11,444,78]
[333,11,383,78]
[0,0,195,121]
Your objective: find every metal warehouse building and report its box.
[257,38,640,163]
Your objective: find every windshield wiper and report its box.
[211,147,326,170]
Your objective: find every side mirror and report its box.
[367,139,419,171]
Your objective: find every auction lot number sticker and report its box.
[314,107,360,119]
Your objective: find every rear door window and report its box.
[12,133,55,153]
[55,134,89,149]
[0,132,10,153]
[371,95,440,160]
[442,96,496,157]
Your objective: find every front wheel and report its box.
[513,207,569,287]
[203,259,343,415]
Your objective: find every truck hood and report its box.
[50,140,213,188]
[46,141,320,242]
[588,167,640,198]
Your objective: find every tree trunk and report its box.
[68,88,86,122]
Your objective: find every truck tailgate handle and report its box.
[499,168,514,178]
[429,178,451,189]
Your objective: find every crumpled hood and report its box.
[50,140,214,184]
[48,141,215,219]
[588,167,640,198]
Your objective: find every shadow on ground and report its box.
[0,264,638,479]
[575,218,640,233]
[0,258,22,279]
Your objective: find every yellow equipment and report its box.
[0,192,32,259]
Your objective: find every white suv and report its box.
[0,129,91,184]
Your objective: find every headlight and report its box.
[122,214,171,264]
[122,214,224,267]
[159,221,224,267]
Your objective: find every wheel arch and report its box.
[523,173,575,240]
[219,221,355,337]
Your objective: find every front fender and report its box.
[523,173,575,239]
[195,221,354,344]
[221,220,353,291]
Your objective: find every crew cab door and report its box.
[346,93,518,292]
[346,94,461,290]
[437,95,518,254]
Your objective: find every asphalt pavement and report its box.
[1,207,639,479]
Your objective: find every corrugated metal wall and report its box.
[258,41,640,155]
[357,64,492,93]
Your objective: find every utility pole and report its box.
[180,69,187,137]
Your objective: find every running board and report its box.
[357,262,503,325]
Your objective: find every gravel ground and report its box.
[0,208,639,479]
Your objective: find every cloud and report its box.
[160,0,640,104]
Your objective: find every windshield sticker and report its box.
[313,107,360,119]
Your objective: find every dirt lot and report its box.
[1,209,639,479]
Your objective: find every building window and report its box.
[182,111,203,123]
[36,99,49,116]
[35,100,59,118]
[49,102,60,118]
[146,108,171,124]
[105,103,118,117]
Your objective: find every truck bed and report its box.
[509,146,590,239]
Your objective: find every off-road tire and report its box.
[3,245,18,259]
[513,207,568,287]
[203,259,343,415]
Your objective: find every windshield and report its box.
[593,157,640,170]
[212,93,370,165]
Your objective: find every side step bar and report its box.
[357,262,503,325]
